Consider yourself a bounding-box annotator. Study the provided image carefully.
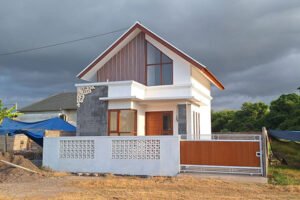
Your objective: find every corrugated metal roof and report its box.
[19,92,77,112]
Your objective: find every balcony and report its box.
[75,80,212,105]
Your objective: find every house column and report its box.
[76,85,108,136]
[199,103,212,139]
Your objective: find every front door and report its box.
[146,111,173,135]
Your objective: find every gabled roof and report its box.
[77,22,224,90]
[19,92,77,112]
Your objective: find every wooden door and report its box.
[146,111,173,136]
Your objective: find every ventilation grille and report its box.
[59,140,95,159]
[112,139,160,160]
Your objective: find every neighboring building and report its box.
[18,92,77,126]
[0,134,29,152]
[76,22,224,139]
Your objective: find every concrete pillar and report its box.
[77,86,108,136]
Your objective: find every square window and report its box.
[146,42,173,86]
[108,110,137,136]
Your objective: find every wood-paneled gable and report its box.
[97,32,146,84]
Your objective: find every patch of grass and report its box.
[269,166,300,185]
[269,139,300,185]
[270,139,300,167]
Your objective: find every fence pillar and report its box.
[261,127,269,177]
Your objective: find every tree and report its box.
[212,93,300,132]
[212,102,269,132]
[231,102,269,131]
[211,110,235,132]
[266,93,300,130]
[0,100,22,123]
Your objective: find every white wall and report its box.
[108,100,183,136]
[189,103,212,139]
[132,102,146,136]
[190,65,211,96]
[43,136,180,176]
[77,79,212,107]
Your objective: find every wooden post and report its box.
[261,127,269,177]
[0,160,38,174]
[4,133,8,152]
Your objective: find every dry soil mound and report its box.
[0,152,43,183]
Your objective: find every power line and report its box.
[0,27,129,56]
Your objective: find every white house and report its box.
[75,22,224,139]
[43,23,267,177]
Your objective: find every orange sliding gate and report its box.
[180,134,263,175]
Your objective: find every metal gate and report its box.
[180,134,263,175]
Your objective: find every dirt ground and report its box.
[0,174,299,200]
[0,153,299,199]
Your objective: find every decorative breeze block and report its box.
[112,139,160,160]
[59,140,95,159]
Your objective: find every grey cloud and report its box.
[0,0,299,109]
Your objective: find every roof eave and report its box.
[77,22,141,79]
[77,22,225,90]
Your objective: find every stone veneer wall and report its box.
[177,104,187,135]
[77,86,108,136]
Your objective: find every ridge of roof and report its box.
[19,92,77,112]
[77,21,224,90]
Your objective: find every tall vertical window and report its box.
[146,42,173,86]
[108,110,137,136]
[193,111,200,140]
[162,112,173,134]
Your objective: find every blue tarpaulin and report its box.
[269,130,300,143]
[0,117,76,146]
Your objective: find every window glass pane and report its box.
[163,113,172,131]
[162,53,172,63]
[147,65,161,86]
[119,110,135,134]
[162,64,172,85]
[147,42,160,64]
[109,111,118,131]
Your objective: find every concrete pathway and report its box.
[179,173,268,184]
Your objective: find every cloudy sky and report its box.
[0,0,299,110]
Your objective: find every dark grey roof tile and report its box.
[19,92,77,112]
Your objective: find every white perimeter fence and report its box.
[43,136,180,176]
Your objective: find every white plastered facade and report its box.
[76,24,216,139]
[76,34,213,138]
